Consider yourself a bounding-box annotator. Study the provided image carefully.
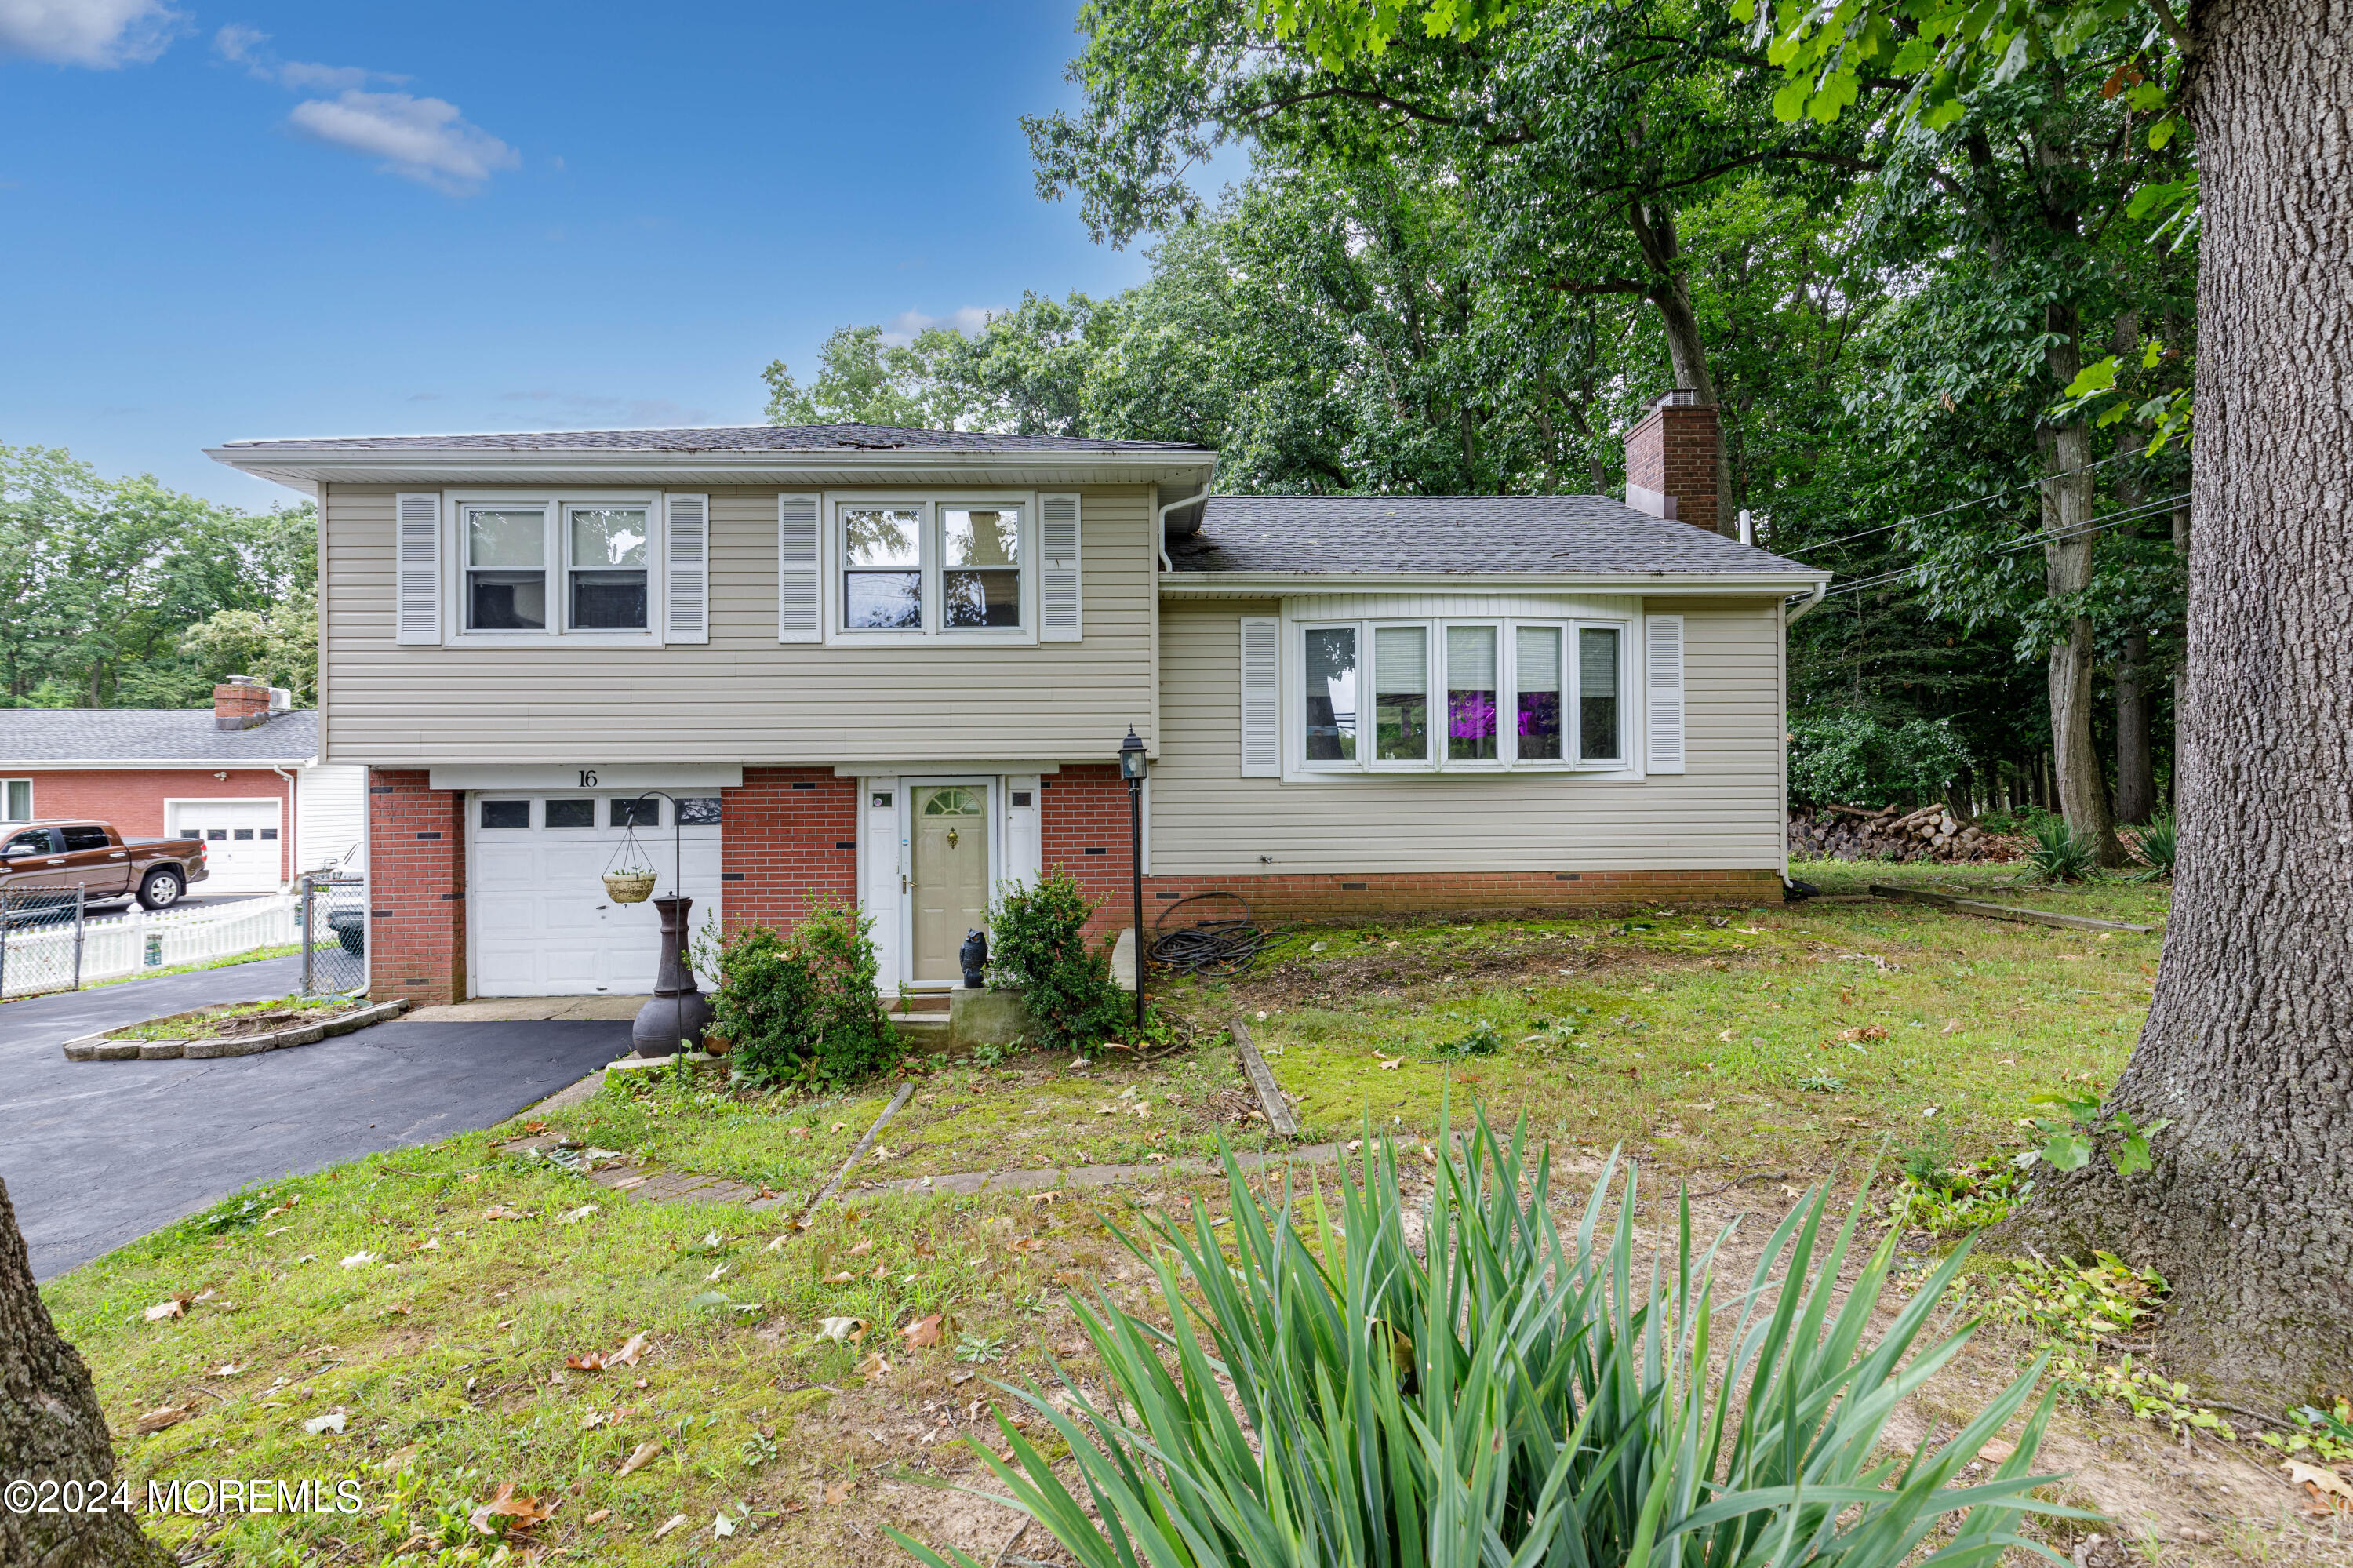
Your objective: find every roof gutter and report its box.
[204,445,1220,487]
[0,759,318,770]
[1155,482,1209,573]
[1157,569,1831,597]
[1783,580,1830,624]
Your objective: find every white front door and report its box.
[169,799,283,893]
[467,791,722,997]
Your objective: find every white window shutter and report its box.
[395,493,441,645]
[1040,493,1081,641]
[1239,616,1280,777]
[777,493,820,643]
[1645,613,1686,774]
[664,493,709,644]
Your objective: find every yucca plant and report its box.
[2023,817,2100,883]
[894,1114,2079,1568]
[2126,816,2177,882]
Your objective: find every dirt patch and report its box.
[110,999,365,1042]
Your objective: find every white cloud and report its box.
[213,24,399,93]
[881,307,992,347]
[288,90,518,194]
[0,0,180,67]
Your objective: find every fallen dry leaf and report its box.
[566,1332,649,1373]
[2287,1461,2353,1506]
[856,1351,893,1377]
[481,1206,528,1222]
[585,1508,610,1525]
[1377,1055,1404,1071]
[616,1439,664,1477]
[144,1296,190,1322]
[558,1204,599,1225]
[1940,1018,1965,1036]
[823,1479,853,1506]
[133,1405,191,1434]
[304,1410,347,1435]
[1030,1191,1062,1206]
[1009,1237,1046,1254]
[824,1270,855,1283]
[652,1513,689,1539]
[901,1312,946,1349]
[816,1316,867,1344]
[849,1238,874,1256]
[831,1122,848,1133]
[1977,1439,2016,1464]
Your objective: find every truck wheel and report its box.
[137,869,185,910]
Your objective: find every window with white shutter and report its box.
[1645,613,1686,774]
[1240,616,1280,777]
[664,493,708,644]
[395,493,441,645]
[1039,493,1081,641]
[777,493,821,643]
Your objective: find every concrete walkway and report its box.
[2,961,630,1279]
[407,995,649,1022]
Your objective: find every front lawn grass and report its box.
[49,864,2212,1565]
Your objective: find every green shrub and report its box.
[2023,817,2101,882]
[897,1114,2076,1568]
[709,900,897,1086]
[1787,705,1974,808]
[987,868,1126,1053]
[2126,814,2177,882]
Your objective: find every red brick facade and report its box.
[718,767,859,932]
[1038,763,1778,941]
[366,769,467,1006]
[6,768,296,882]
[1623,396,1722,536]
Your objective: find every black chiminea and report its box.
[959,928,988,989]
[632,894,715,1057]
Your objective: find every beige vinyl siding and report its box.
[321,485,1157,765]
[1151,597,1787,875]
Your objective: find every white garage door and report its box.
[467,792,722,998]
[169,799,284,893]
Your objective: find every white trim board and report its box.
[427,765,744,791]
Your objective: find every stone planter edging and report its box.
[61,999,410,1062]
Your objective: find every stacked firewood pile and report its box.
[1787,803,2022,863]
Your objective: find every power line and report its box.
[1781,450,2159,557]
[1817,491,2189,601]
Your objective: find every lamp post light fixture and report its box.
[1118,727,1148,1033]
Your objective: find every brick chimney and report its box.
[1624,388,1721,535]
[213,675,271,731]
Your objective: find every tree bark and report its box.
[2038,395,2129,866]
[2115,631,2155,824]
[1628,198,1736,536]
[0,1177,173,1568]
[2011,0,2353,1405]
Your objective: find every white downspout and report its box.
[1783,581,1828,625]
[1155,484,1206,574]
[271,763,298,890]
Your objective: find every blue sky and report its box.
[0,2,1208,507]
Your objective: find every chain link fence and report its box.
[299,874,368,997]
[0,886,86,1000]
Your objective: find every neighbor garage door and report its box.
[467,791,722,997]
[168,799,284,893]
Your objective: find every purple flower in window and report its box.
[1449,693,1497,740]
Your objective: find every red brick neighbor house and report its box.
[0,682,368,894]
[209,395,1827,1006]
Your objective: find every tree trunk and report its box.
[2115,631,2155,824]
[2038,402,2129,866]
[0,1178,174,1568]
[2011,0,2353,1406]
[1628,198,1736,536]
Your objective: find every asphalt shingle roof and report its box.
[218,424,1212,455]
[0,710,318,765]
[1169,493,1816,577]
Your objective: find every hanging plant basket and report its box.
[604,871,656,904]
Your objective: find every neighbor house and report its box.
[0,680,368,894]
[207,395,1827,1005]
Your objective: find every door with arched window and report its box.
[911,785,990,982]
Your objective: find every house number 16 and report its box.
[579,769,597,788]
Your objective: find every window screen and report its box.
[1373,625,1429,762]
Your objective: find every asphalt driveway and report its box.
[2,959,630,1279]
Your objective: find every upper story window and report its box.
[833,500,1029,638]
[1297,616,1628,774]
[398,489,703,649]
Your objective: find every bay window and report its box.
[1298,615,1631,773]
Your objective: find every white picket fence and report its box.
[0,894,301,998]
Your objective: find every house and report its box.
[0,680,369,895]
[206,394,1827,1006]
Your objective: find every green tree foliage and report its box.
[0,445,316,708]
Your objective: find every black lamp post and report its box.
[1118,727,1148,1033]
[626,790,713,1058]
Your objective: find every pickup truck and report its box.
[0,820,209,911]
